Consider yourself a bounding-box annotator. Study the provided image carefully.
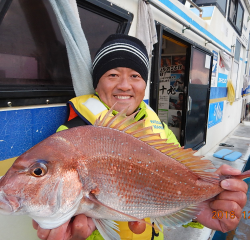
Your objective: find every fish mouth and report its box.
[0,192,20,214]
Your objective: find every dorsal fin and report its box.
[106,108,127,128]
[94,104,219,183]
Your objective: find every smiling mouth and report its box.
[115,96,131,100]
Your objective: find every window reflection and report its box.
[217,0,227,13]
[228,0,244,34]
[0,0,71,85]
[78,7,119,60]
[236,4,243,31]
[229,0,236,22]
[190,49,210,85]
[0,0,121,86]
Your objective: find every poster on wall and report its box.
[168,110,182,128]
[158,110,168,124]
[208,101,224,128]
[217,73,228,87]
[159,81,170,109]
[171,56,186,74]
[158,54,186,142]
[211,50,218,87]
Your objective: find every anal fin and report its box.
[88,192,158,239]
[93,218,121,240]
[152,205,201,229]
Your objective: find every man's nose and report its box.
[117,76,132,91]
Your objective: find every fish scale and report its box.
[72,126,218,219]
[1,106,250,240]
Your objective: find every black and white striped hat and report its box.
[92,34,149,89]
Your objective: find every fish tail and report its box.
[234,170,250,180]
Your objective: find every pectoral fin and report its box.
[88,193,151,226]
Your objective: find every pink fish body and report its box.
[0,108,249,240]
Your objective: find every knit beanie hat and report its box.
[92,34,149,89]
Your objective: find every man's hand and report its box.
[196,164,248,232]
[33,215,96,240]
[33,215,147,239]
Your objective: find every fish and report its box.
[0,106,249,240]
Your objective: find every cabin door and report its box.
[150,24,212,150]
[184,46,212,149]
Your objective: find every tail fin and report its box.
[234,170,250,180]
[220,170,250,181]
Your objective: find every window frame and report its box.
[0,0,133,107]
[77,0,133,34]
[228,0,244,35]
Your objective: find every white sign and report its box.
[205,55,211,69]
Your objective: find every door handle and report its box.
[188,96,192,114]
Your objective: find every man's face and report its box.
[95,67,146,115]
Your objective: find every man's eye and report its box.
[109,74,117,77]
[131,74,140,78]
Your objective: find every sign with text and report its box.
[158,55,186,142]
[211,50,218,87]
[217,73,228,87]
[208,101,224,128]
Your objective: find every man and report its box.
[33,34,248,240]
[173,93,183,110]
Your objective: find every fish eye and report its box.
[33,168,43,176]
[30,162,48,177]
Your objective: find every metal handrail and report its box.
[186,0,203,17]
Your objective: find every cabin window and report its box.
[193,0,228,16]
[234,39,241,62]
[228,0,244,34]
[0,0,133,107]
[217,0,227,13]
[245,33,250,74]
